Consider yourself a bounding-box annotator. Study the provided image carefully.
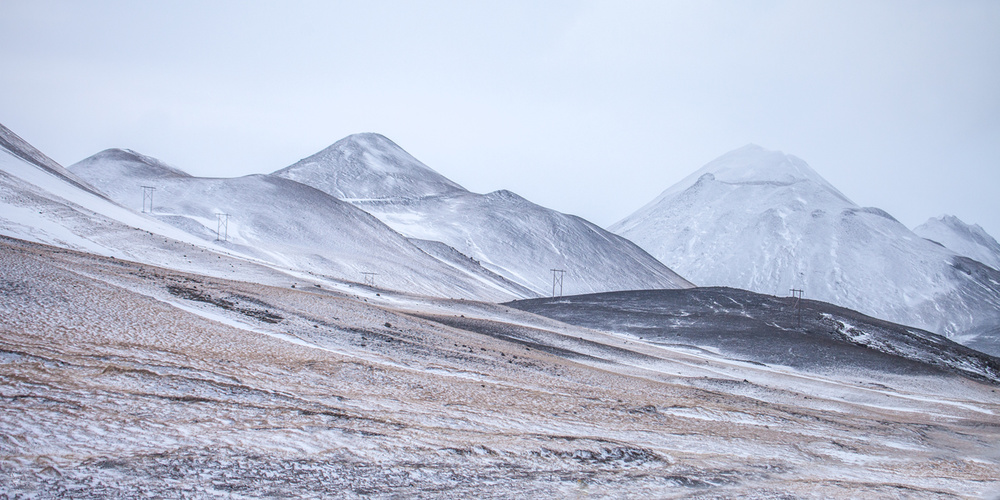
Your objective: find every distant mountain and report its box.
[69,148,528,301]
[274,134,693,296]
[610,144,1000,346]
[914,215,1000,271]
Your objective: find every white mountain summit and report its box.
[275,133,693,296]
[274,133,464,201]
[611,144,1000,347]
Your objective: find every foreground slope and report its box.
[611,145,1000,344]
[275,133,693,296]
[2,236,999,498]
[70,148,525,301]
[914,214,1000,271]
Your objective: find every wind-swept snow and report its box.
[0,122,107,199]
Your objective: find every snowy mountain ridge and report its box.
[89,148,193,179]
[0,125,306,283]
[274,134,693,296]
[914,214,1000,271]
[68,148,529,301]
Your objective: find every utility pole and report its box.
[551,269,566,297]
[141,186,155,213]
[790,288,804,329]
[215,213,230,242]
[361,272,377,287]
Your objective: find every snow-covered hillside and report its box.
[275,133,693,296]
[69,149,526,301]
[610,144,1000,345]
[0,122,108,199]
[914,214,1000,271]
[0,123,258,275]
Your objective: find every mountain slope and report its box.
[274,134,693,296]
[0,124,249,273]
[610,145,1000,345]
[914,215,1000,271]
[510,287,1000,383]
[69,149,525,301]
[0,122,109,199]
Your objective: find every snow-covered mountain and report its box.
[274,133,693,296]
[69,148,526,301]
[610,144,1000,345]
[914,215,1000,271]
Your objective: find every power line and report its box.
[215,213,230,242]
[141,186,155,213]
[551,269,566,297]
[789,288,804,329]
[361,272,378,287]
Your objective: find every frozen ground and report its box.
[3,236,1000,498]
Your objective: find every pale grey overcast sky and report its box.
[2,1,999,237]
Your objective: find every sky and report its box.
[2,0,999,237]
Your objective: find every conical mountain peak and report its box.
[274,133,465,200]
